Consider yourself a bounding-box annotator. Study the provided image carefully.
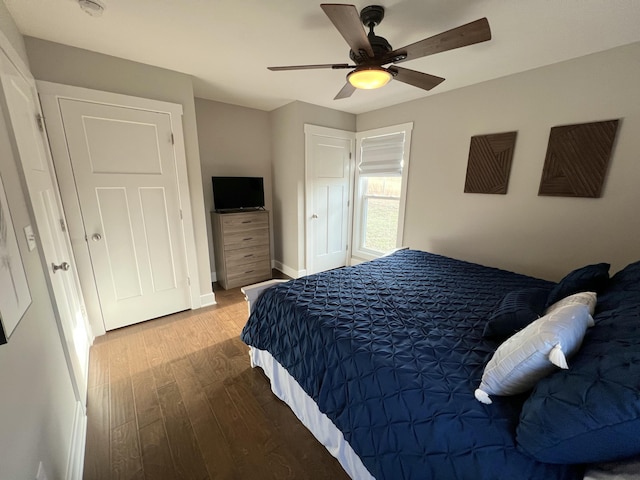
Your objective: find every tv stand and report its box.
[211,210,271,289]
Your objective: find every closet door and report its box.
[305,125,354,274]
[56,99,192,331]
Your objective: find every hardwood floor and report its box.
[83,281,350,480]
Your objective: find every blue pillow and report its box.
[516,299,640,464]
[483,288,551,339]
[597,260,640,312]
[546,263,610,307]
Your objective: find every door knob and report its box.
[92,233,102,242]
[312,213,318,219]
[52,261,70,273]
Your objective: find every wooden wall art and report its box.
[538,119,619,198]
[464,131,517,194]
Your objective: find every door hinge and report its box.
[187,276,191,286]
[170,133,175,145]
[349,152,352,159]
[179,209,183,220]
[59,218,67,232]
[36,114,45,131]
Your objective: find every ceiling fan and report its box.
[268,3,491,100]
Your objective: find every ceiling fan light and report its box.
[347,68,392,90]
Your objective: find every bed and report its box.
[240,249,640,480]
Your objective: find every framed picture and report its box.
[464,131,518,194]
[538,120,619,197]
[0,174,31,343]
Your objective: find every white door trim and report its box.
[37,81,202,336]
[304,124,355,274]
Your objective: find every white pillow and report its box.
[474,304,594,405]
[545,291,597,316]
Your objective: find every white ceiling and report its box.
[5,0,640,114]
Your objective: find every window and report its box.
[353,123,412,260]
[361,176,401,252]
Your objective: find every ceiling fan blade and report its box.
[268,63,353,71]
[321,4,374,59]
[387,18,491,64]
[334,82,356,100]
[389,66,445,91]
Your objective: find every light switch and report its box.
[23,225,36,251]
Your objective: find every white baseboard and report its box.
[210,270,217,283]
[66,401,87,480]
[200,292,216,307]
[350,256,366,266]
[273,260,306,279]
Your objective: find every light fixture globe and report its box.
[347,67,392,90]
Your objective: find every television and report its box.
[212,176,265,212]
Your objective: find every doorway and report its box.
[0,48,90,403]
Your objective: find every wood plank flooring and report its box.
[83,281,350,480]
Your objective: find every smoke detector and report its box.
[78,0,105,17]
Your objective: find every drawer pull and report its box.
[245,270,255,274]
[243,237,253,241]
[244,254,254,258]
[241,220,252,224]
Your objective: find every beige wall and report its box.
[357,42,640,280]
[270,101,355,275]
[17,22,639,290]
[0,7,77,479]
[194,98,272,277]
[23,37,213,299]
[270,102,301,274]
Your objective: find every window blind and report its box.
[358,132,405,176]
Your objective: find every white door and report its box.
[0,54,90,402]
[58,99,191,330]
[305,125,354,274]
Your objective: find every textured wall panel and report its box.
[538,120,619,197]
[464,131,517,194]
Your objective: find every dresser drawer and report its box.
[222,212,268,233]
[225,244,270,267]
[223,227,269,250]
[226,260,271,286]
[225,270,272,289]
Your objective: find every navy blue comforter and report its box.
[241,250,582,480]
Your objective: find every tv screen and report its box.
[212,176,265,211]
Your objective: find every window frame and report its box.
[352,122,413,262]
